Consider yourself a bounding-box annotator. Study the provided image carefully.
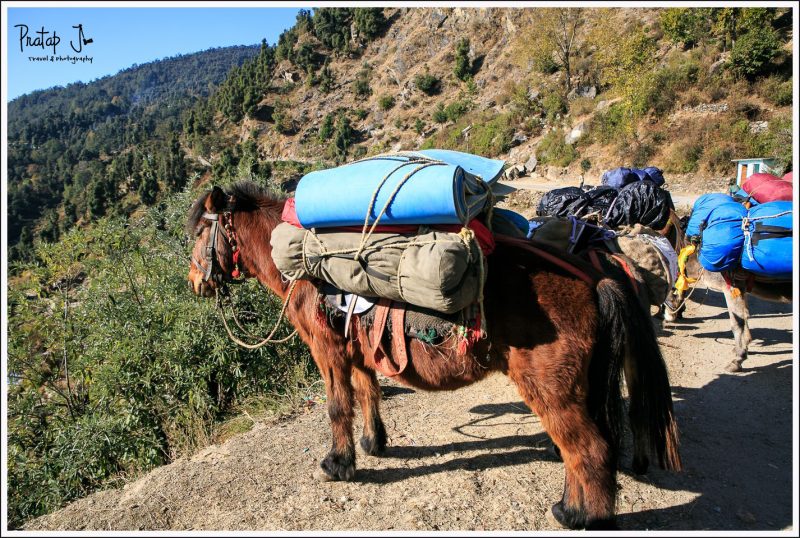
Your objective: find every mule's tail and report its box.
[594,278,682,472]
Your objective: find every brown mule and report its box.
[186,182,682,529]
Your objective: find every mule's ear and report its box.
[205,186,226,212]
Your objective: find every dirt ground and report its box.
[25,179,796,532]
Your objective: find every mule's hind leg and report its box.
[352,365,387,456]
[723,286,751,372]
[509,351,617,529]
[316,361,357,481]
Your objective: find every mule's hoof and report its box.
[725,361,742,373]
[360,421,387,456]
[545,505,568,529]
[320,452,356,481]
[550,501,584,530]
[313,468,336,482]
[359,434,385,456]
[632,455,649,475]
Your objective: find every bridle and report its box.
[192,200,245,285]
[190,195,298,348]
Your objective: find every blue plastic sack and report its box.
[492,208,530,237]
[698,202,747,272]
[601,167,637,189]
[741,201,793,278]
[294,150,504,228]
[631,168,653,183]
[686,193,735,237]
[643,166,665,186]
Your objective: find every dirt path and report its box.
[26,290,794,531]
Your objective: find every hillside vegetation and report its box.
[5,6,794,528]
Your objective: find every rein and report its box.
[195,198,297,348]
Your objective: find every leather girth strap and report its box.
[364,299,408,377]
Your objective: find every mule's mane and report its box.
[187,181,287,235]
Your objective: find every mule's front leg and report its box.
[317,364,357,481]
[352,365,387,456]
[723,287,750,372]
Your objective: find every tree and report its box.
[729,26,781,80]
[332,114,353,160]
[454,38,472,81]
[521,9,586,92]
[353,8,386,42]
[319,113,334,142]
[137,156,159,205]
[660,8,711,48]
[162,135,187,193]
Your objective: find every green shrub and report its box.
[443,100,471,122]
[353,108,369,121]
[729,26,781,80]
[378,95,395,110]
[590,103,627,144]
[757,76,793,107]
[432,102,448,124]
[542,91,567,124]
[537,129,578,167]
[353,68,371,97]
[414,72,440,96]
[414,118,426,135]
[7,196,314,527]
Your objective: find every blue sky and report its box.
[6,7,302,100]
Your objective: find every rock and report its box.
[709,58,727,75]
[749,121,768,134]
[511,132,528,147]
[528,88,540,102]
[525,154,538,173]
[564,121,586,145]
[567,85,597,100]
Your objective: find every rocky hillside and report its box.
[208,7,792,187]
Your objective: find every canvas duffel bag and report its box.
[270,222,482,313]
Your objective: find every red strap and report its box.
[587,249,603,272]
[609,253,640,295]
[496,234,596,285]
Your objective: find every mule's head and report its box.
[187,186,236,297]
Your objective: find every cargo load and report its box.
[270,222,483,314]
[740,201,793,278]
[697,201,748,272]
[601,166,665,188]
[741,173,793,204]
[536,185,618,219]
[685,193,737,237]
[604,180,674,230]
[293,150,504,228]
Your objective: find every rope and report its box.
[663,268,705,314]
[741,210,793,262]
[217,280,299,349]
[353,159,446,261]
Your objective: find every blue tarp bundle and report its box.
[602,167,638,189]
[601,166,665,188]
[740,201,793,278]
[294,150,505,228]
[697,201,748,272]
[689,195,793,277]
[685,193,735,237]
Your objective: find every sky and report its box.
[6,6,302,100]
